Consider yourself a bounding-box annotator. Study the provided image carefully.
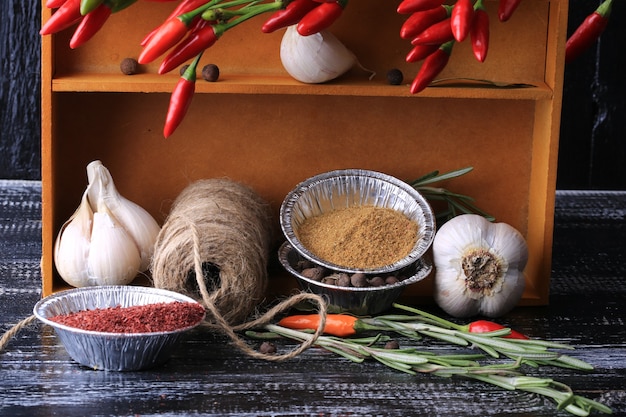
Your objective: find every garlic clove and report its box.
[54,190,93,288]
[86,160,161,271]
[87,210,142,286]
[280,25,357,84]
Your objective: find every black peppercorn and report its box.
[386,68,404,85]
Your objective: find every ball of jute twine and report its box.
[151,178,328,361]
[151,178,274,325]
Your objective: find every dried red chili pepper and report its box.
[399,5,451,40]
[163,54,201,138]
[46,0,68,8]
[450,0,474,42]
[397,0,444,15]
[410,17,454,45]
[139,14,195,64]
[296,0,347,36]
[497,0,521,22]
[261,0,319,33]
[466,320,529,340]
[565,0,613,64]
[410,41,453,93]
[69,3,112,49]
[141,0,207,46]
[40,0,83,36]
[278,314,360,337]
[405,43,440,63]
[469,5,489,62]
[159,23,224,74]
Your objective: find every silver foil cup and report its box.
[33,286,205,371]
[280,169,435,274]
[278,242,432,315]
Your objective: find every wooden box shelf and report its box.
[41,0,568,305]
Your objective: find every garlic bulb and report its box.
[280,25,357,84]
[432,214,528,318]
[54,160,161,287]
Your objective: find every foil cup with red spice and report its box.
[33,286,205,371]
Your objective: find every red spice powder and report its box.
[48,302,206,333]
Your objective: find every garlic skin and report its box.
[54,191,93,288]
[86,160,160,271]
[432,214,528,318]
[280,25,356,84]
[54,160,160,287]
[87,211,142,286]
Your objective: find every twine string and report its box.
[188,219,327,361]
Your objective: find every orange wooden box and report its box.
[40,0,568,305]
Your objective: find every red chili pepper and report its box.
[565,0,613,64]
[405,43,440,63]
[497,0,521,22]
[410,41,453,93]
[163,54,200,138]
[400,5,451,40]
[397,0,444,15]
[159,24,223,74]
[411,17,454,45]
[46,0,68,8]
[138,15,192,64]
[469,6,489,62]
[141,0,208,46]
[69,3,112,49]
[450,0,474,42]
[261,0,319,33]
[467,320,529,340]
[296,0,347,36]
[278,314,359,337]
[40,0,83,36]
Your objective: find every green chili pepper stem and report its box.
[220,1,283,32]
[596,0,613,19]
[182,52,203,81]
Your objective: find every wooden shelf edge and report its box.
[51,73,554,100]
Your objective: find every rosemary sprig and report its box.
[360,303,596,371]
[246,324,611,416]
[407,167,495,223]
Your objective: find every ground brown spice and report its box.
[296,206,419,269]
[48,302,205,333]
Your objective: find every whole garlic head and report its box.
[54,160,161,287]
[280,25,357,84]
[432,214,528,318]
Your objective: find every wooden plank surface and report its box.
[1,181,625,417]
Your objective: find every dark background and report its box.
[1,1,625,189]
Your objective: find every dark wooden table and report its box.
[1,180,625,417]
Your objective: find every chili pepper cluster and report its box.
[398,0,522,93]
[41,0,616,137]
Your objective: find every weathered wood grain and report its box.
[0,184,625,417]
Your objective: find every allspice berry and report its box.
[202,64,220,82]
[120,58,138,75]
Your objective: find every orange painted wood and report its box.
[41,0,568,304]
